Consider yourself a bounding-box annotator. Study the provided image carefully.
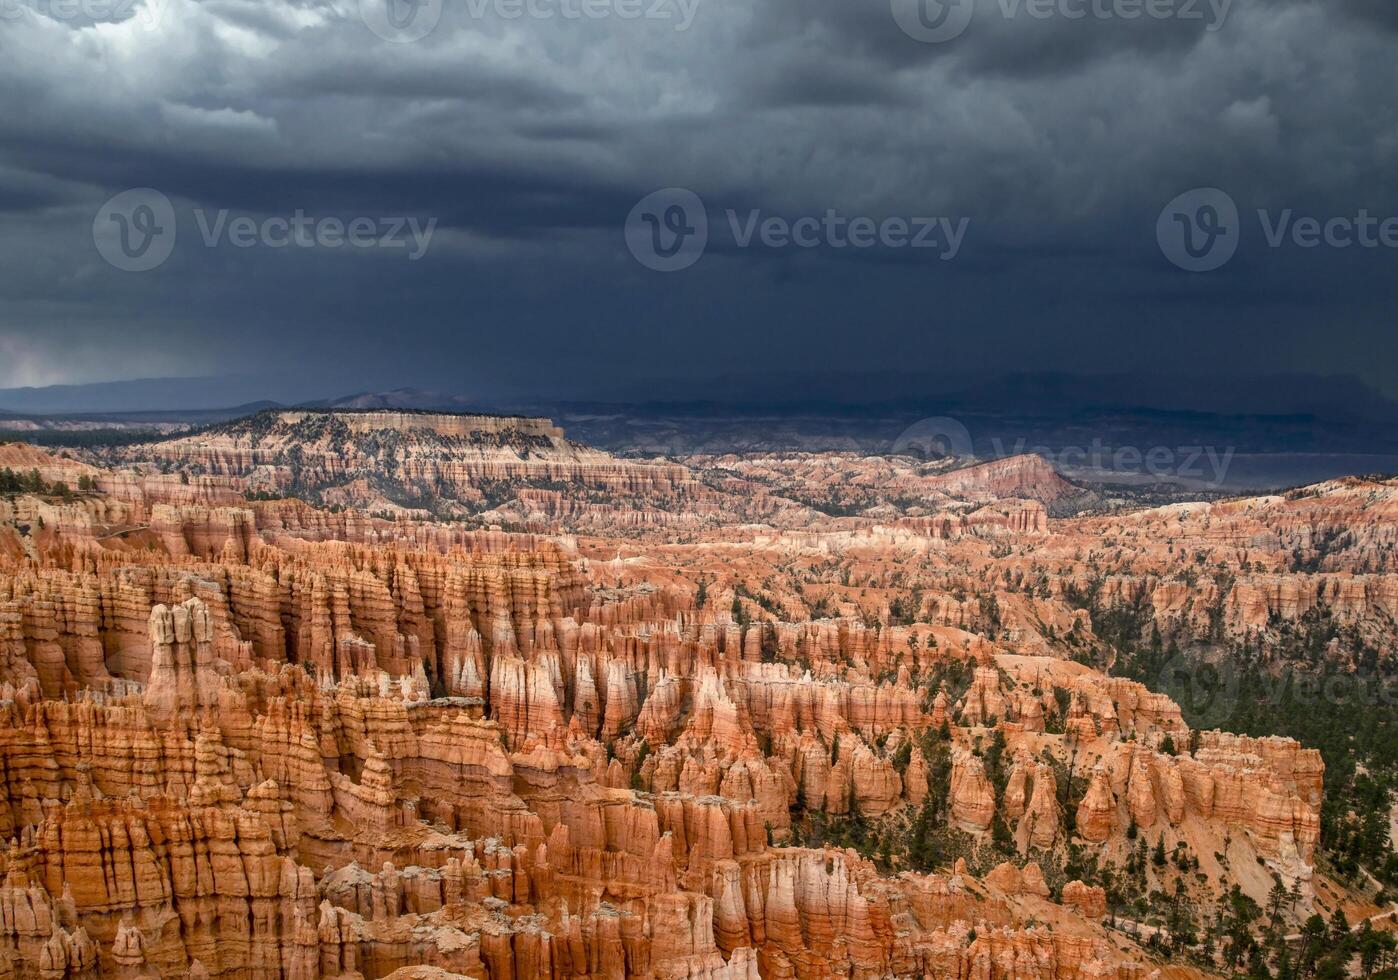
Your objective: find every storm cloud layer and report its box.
[0,0,1394,397]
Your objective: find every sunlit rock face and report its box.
[0,429,1381,979]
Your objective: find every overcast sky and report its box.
[0,0,1394,400]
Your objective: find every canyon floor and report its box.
[0,410,1393,979]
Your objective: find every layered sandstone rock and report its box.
[1075,765,1117,844]
[0,428,1363,978]
[950,750,996,833]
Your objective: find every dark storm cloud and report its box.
[0,166,80,215]
[744,0,1235,79]
[0,0,1394,395]
[739,55,914,109]
[1333,0,1398,32]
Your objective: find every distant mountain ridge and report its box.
[9,374,1398,489]
[7,371,1398,421]
[304,388,493,413]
